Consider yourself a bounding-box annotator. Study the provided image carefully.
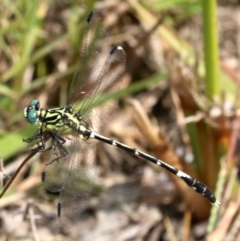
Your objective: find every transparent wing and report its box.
[76,45,126,133]
[57,136,96,229]
[68,10,126,132]
[68,10,108,107]
[41,134,96,229]
[42,136,72,193]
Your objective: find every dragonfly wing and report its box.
[68,10,126,133]
[57,135,96,228]
[81,45,125,133]
[42,136,71,193]
[68,10,108,107]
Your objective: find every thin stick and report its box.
[0,132,50,198]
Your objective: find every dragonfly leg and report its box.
[46,132,68,165]
[23,128,46,151]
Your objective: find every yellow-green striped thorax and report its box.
[24,100,88,138]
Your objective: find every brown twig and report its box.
[0,131,51,198]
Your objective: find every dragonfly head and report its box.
[24,99,40,124]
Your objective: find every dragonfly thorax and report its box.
[24,100,87,136]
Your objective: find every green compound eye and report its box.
[27,108,39,124]
[29,99,40,110]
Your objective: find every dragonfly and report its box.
[22,10,220,227]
